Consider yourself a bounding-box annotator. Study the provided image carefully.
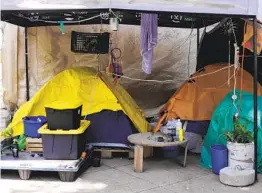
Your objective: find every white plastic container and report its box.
[175,119,182,141]
[227,142,254,170]
[176,119,184,141]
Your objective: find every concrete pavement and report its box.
[1,155,261,193]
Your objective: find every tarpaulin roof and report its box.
[1,0,261,28]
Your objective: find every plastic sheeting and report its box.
[201,90,262,173]
[3,67,149,137]
[1,23,198,110]
[1,0,260,19]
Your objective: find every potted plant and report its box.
[224,120,254,170]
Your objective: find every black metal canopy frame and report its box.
[1,8,259,182]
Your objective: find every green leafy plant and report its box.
[224,121,253,143]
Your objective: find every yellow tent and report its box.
[2,67,150,137]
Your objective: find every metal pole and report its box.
[253,17,258,182]
[25,27,30,101]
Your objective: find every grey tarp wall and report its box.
[1,23,198,111]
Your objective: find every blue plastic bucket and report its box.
[211,144,228,175]
[23,116,47,138]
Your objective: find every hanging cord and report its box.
[13,13,110,24]
[239,21,247,112]
[187,38,191,77]
[227,19,238,86]
[232,67,239,116]
[101,65,234,87]
[169,22,194,55]
[228,36,231,86]
[193,72,235,90]
[228,18,238,44]
[109,8,122,22]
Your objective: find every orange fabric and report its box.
[242,22,262,55]
[159,63,262,121]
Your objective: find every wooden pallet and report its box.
[26,138,43,153]
[94,148,133,159]
[1,152,92,182]
[94,146,153,159]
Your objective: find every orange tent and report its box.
[153,63,262,131]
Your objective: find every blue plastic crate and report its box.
[23,116,47,138]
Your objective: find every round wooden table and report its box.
[128,132,188,172]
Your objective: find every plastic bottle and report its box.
[11,139,19,158]
[175,120,179,141]
[176,119,184,142]
[179,127,184,142]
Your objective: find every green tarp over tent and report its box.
[201,90,262,173]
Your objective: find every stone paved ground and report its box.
[1,155,261,193]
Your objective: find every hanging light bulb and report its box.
[110,17,119,31]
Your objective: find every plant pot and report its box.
[227,142,254,170]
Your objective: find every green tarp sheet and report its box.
[201,90,262,173]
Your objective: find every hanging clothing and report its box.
[140,13,158,74]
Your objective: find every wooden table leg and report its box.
[143,146,153,158]
[134,145,144,172]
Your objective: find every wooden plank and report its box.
[129,146,149,159]
[94,149,132,159]
[26,147,43,152]
[143,146,153,158]
[134,145,143,172]
[94,149,130,153]
[26,138,42,143]
[101,151,112,158]
[27,144,43,148]
[26,137,43,153]
[128,151,134,159]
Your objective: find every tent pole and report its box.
[197,28,200,64]
[25,27,30,101]
[253,17,258,182]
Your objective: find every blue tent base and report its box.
[83,110,137,145]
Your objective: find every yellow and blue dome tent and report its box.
[2,67,150,138]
